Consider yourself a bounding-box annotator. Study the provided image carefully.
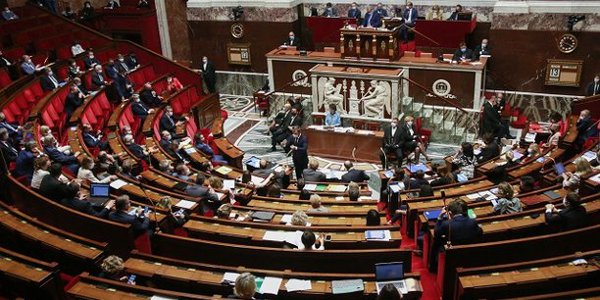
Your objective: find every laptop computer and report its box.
[375,262,407,294]
[553,162,566,176]
[87,183,110,206]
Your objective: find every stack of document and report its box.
[215,166,232,175]
[221,272,240,285]
[331,279,364,294]
[365,230,391,241]
[174,200,196,209]
[110,179,128,189]
[285,279,312,292]
[524,132,537,143]
[328,185,347,192]
[259,277,283,295]
[466,190,497,202]
[582,151,597,162]
[304,184,317,191]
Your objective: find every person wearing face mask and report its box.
[65,84,85,122]
[362,4,383,28]
[82,123,108,150]
[84,51,100,70]
[283,31,301,47]
[91,65,107,91]
[586,74,600,96]
[200,56,216,93]
[575,109,596,148]
[140,82,163,107]
[160,105,187,136]
[131,93,155,124]
[452,42,473,63]
[40,67,64,91]
[271,107,302,151]
[285,126,308,179]
[447,4,463,21]
[480,96,502,138]
[545,192,589,231]
[115,54,130,74]
[324,104,341,127]
[347,2,361,19]
[380,117,403,169]
[78,156,117,183]
[20,55,43,75]
[473,38,491,61]
[401,2,418,43]
[321,2,338,17]
[399,115,429,162]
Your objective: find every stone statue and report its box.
[361,80,391,117]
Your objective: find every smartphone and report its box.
[143,206,149,214]
[325,234,332,242]
[127,274,136,284]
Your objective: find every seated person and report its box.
[324,104,341,127]
[400,2,418,42]
[426,5,443,20]
[473,38,491,60]
[185,174,220,209]
[321,2,338,17]
[366,209,381,226]
[80,1,96,21]
[14,141,39,180]
[67,59,83,79]
[105,0,120,9]
[122,134,157,160]
[476,133,500,163]
[302,158,326,182]
[0,112,20,141]
[84,51,100,70]
[298,230,325,250]
[166,75,183,93]
[341,160,370,182]
[562,157,593,190]
[82,123,108,150]
[0,128,18,163]
[269,104,290,140]
[452,142,476,180]
[108,195,153,236]
[140,82,163,107]
[40,126,71,154]
[399,115,429,161]
[194,133,227,164]
[131,93,154,124]
[61,182,115,217]
[430,165,455,187]
[114,70,134,101]
[452,42,474,63]
[90,65,108,90]
[125,52,140,69]
[348,186,360,201]
[42,135,80,174]
[447,4,463,20]
[587,74,600,96]
[120,159,138,180]
[40,67,64,91]
[307,194,329,213]
[493,182,523,214]
[78,156,116,183]
[105,60,119,80]
[65,84,85,122]
[20,55,43,75]
[2,7,18,20]
[271,107,302,151]
[39,163,71,201]
[380,118,403,168]
[576,109,596,148]
[290,210,309,226]
[282,31,301,47]
[159,105,187,135]
[232,272,256,299]
[174,163,192,181]
[73,77,89,96]
[115,54,131,74]
[545,192,589,231]
[407,170,429,190]
[347,2,361,19]
[434,199,482,248]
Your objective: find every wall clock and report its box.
[231,23,244,39]
[557,33,578,54]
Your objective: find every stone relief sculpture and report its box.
[319,77,346,113]
[361,80,391,117]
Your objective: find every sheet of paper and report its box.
[150,296,176,300]
[283,231,304,247]
[262,231,287,242]
[466,193,481,200]
[174,200,196,209]
[184,147,197,154]
[358,196,371,201]
[589,173,600,183]
[525,132,537,143]
[280,214,293,224]
[512,150,524,160]
[251,175,266,186]
[582,151,597,162]
[335,196,344,201]
[389,184,401,193]
[221,272,240,285]
[110,179,128,189]
[223,180,235,189]
[328,185,347,192]
[304,184,317,191]
[285,278,312,292]
[259,276,283,295]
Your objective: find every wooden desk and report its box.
[213,137,244,169]
[0,246,61,299]
[304,127,383,163]
[340,26,400,60]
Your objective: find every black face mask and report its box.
[291,112,297,116]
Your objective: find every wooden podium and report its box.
[340,26,400,61]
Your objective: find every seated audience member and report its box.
[452,42,474,63]
[0,112,19,140]
[137,0,151,9]
[91,65,108,90]
[562,157,593,190]
[73,77,89,96]
[321,2,338,17]
[233,272,256,299]
[430,165,455,187]
[407,170,428,190]
[194,133,227,164]
[40,68,63,91]
[341,160,370,182]
[545,192,589,231]
[269,103,290,135]
[160,105,186,135]
[302,158,326,181]
[426,5,443,20]
[82,123,108,150]
[447,4,463,20]
[380,118,402,167]
[125,52,140,69]
[2,7,18,20]
[43,135,80,174]
[174,163,192,181]
[122,134,156,160]
[84,51,100,70]
[14,141,39,180]
[419,183,433,197]
[105,0,120,9]
[166,75,183,93]
[576,109,596,147]
[267,184,283,198]
[120,159,138,180]
[299,230,325,250]
[452,142,475,180]
[347,2,361,19]
[71,41,85,57]
[31,156,66,189]
[299,189,311,200]
[140,82,163,107]
[282,31,301,47]
[366,209,381,226]
[307,194,329,213]
[325,104,341,127]
[216,203,233,219]
[131,94,154,124]
[67,59,83,79]
[157,159,174,173]
[473,38,491,60]
[519,175,535,193]
[348,186,360,201]
[98,256,129,282]
[477,133,500,163]
[377,283,403,300]
[272,107,302,151]
[105,60,119,80]
[78,156,116,183]
[109,195,153,236]
[185,174,219,207]
[290,210,309,226]
[62,6,76,19]
[80,1,96,21]
[20,55,43,75]
[493,182,523,214]
[435,199,482,246]
[0,128,18,163]
[61,182,114,217]
[65,84,85,122]
[542,122,561,148]
[587,74,600,96]
[39,163,71,201]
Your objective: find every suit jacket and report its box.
[61,197,109,217]
[252,168,272,178]
[302,169,326,182]
[362,11,383,27]
[287,134,308,162]
[587,81,600,96]
[40,74,60,91]
[0,121,18,135]
[478,141,500,163]
[125,56,139,69]
[0,140,17,161]
[131,101,150,117]
[140,89,161,107]
[91,71,106,90]
[382,125,402,150]
[473,44,491,60]
[201,61,216,79]
[105,65,119,80]
[321,7,338,17]
[84,57,100,69]
[65,92,84,117]
[83,132,102,148]
[39,175,70,201]
[341,169,370,183]
[435,215,483,245]
[347,8,361,18]
[481,101,501,135]
[159,113,176,134]
[448,11,459,20]
[14,149,35,178]
[576,116,595,143]
[108,210,150,236]
[398,124,417,146]
[127,143,147,159]
[21,62,36,75]
[185,184,219,203]
[545,205,588,231]
[115,61,130,74]
[452,49,474,62]
[44,146,78,165]
[283,37,301,47]
[403,8,418,25]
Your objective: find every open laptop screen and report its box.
[90,183,110,198]
[375,262,404,281]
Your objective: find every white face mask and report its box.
[407,121,413,127]
[391,122,397,128]
[595,78,599,83]
[481,43,487,48]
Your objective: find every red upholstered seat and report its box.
[0,69,11,89]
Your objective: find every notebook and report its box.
[331,279,364,294]
[88,183,110,206]
[251,211,275,222]
[375,262,407,294]
[365,230,385,239]
[553,162,566,175]
[423,209,442,220]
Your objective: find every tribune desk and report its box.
[305,125,383,163]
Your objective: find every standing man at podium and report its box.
[347,2,361,19]
[362,4,384,28]
[401,2,418,43]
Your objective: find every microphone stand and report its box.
[380,147,387,170]
[138,177,160,233]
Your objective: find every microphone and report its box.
[138,177,160,232]
[379,147,387,170]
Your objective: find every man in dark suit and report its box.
[42,136,80,174]
[201,56,216,93]
[400,2,418,42]
[131,94,154,124]
[452,42,474,63]
[341,160,370,183]
[83,51,100,70]
[286,126,308,180]
[140,82,162,107]
[347,2,361,19]
[545,192,589,231]
[82,123,107,150]
[105,60,119,81]
[252,159,273,178]
[477,133,500,163]
[272,107,302,151]
[0,128,18,164]
[123,134,154,161]
[73,77,89,96]
[435,198,482,245]
[380,118,403,168]
[398,115,424,162]
[283,31,301,47]
[109,195,153,236]
[159,105,184,136]
[302,158,326,182]
[91,65,107,91]
[115,54,131,74]
[362,5,383,27]
[0,112,20,142]
[586,75,600,96]
[575,109,596,147]
[125,52,140,69]
[39,163,70,202]
[40,67,63,91]
[322,2,337,17]
[185,174,221,211]
[447,4,463,20]
[14,141,39,179]
[65,84,85,122]
[61,182,114,217]
[473,38,491,61]
[480,96,502,138]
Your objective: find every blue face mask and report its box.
[461,48,467,52]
